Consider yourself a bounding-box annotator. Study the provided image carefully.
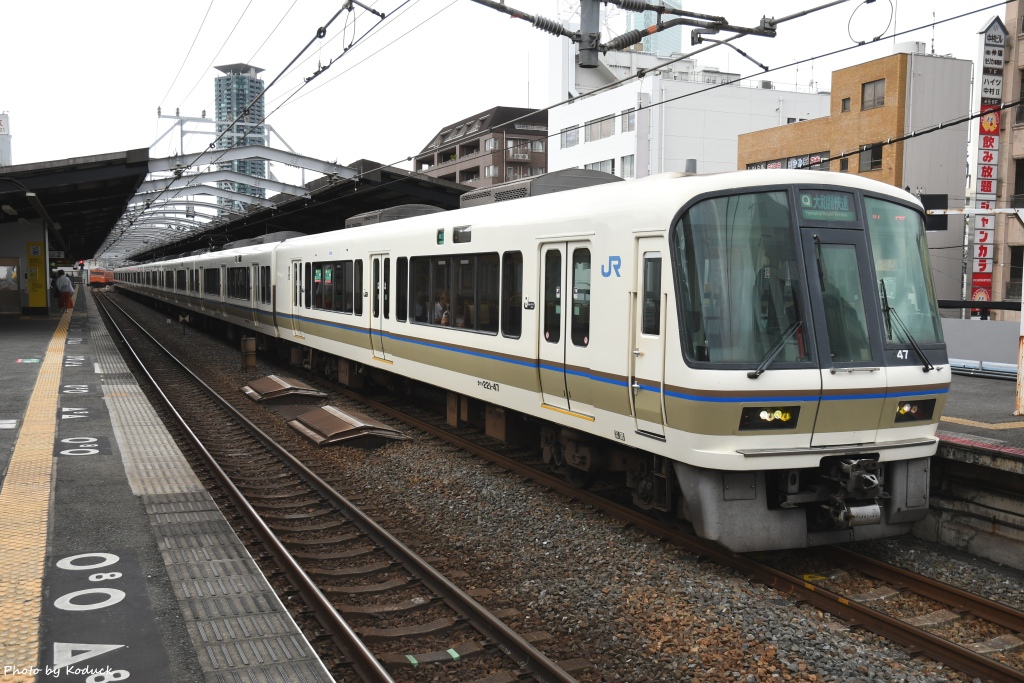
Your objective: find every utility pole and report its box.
[579,0,601,68]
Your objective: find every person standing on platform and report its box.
[55,269,73,312]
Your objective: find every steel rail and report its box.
[94,294,395,683]
[823,545,1024,633]
[328,382,1024,683]
[98,293,576,683]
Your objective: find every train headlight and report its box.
[741,406,800,430]
[894,399,935,423]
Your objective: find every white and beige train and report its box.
[114,169,950,552]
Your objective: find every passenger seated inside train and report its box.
[434,290,450,326]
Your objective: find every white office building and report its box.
[548,40,831,178]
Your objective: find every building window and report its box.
[560,126,579,148]
[786,117,796,124]
[839,158,849,172]
[530,139,545,152]
[584,159,615,175]
[862,79,885,110]
[1007,247,1023,301]
[841,97,851,112]
[621,154,635,178]
[484,165,500,178]
[621,108,636,133]
[484,138,498,152]
[584,116,614,142]
[859,143,883,172]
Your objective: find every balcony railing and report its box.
[507,152,530,162]
[1006,281,1023,300]
[1012,195,1024,209]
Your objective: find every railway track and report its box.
[94,292,580,683]
[287,356,1024,683]
[100,289,1024,682]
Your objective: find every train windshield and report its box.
[674,191,810,365]
[864,197,943,344]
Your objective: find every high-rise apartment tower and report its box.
[626,0,683,56]
[214,63,267,215]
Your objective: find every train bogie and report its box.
[115,170,949,552]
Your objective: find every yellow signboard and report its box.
[26,242,46,308]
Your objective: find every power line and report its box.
[176,0,256,108]
[159,0,216,108]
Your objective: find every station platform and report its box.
[937,372,1024,476]
[0,286,332,683]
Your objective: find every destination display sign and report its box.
[799,191,856,222]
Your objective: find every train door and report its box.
[801,228,884,446]
[538,241,592,415]
[630,240,666,438]
[370,253,388,360]
[289,259,304,338]
[250,263,260,327]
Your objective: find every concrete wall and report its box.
[941,318,1019,364]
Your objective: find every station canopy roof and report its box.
[0,148,467,265]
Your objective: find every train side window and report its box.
[337,260,354,313]
[543,250,561,344]
[226,266,250,300]
[410,257,431,322]
[260,266,271,304]
[396,257,408,322]
[641,254,662,336]
[354,259,363,315]
[322,263,334,310]
[477,253,500,333]
[430,257,451,325]
[313,263,325,309]
[165,271,173,288]
[571,248,591,346]
[502,251,523,338]
[454,255,475,329]
[204,267,220,296]
[304,263,312,308]
[176,269,186,291]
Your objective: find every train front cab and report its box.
[667,183,948,552]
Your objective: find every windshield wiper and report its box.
[879,279,935,372]
[748,321,802,379]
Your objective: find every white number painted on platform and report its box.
[56,553,120,570]
[62,407,90,419]
[52,557,130,678]
[65,355,85,367]
[60,436,99,456]
[87,671,130,683]
[67,338,83,345]
[63,385,90,394]
[54,588,126,611]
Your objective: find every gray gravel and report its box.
[105,290,1023,683]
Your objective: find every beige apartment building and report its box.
[738,47,973,306]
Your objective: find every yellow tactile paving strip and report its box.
[0,295,75,683]
[941,415,1024,430]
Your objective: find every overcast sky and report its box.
[0,0,999,180]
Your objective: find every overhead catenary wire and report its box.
[175,0,256,110]
[119,1,1005,259]
[159,0,216,109]
[108,2,383,254]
